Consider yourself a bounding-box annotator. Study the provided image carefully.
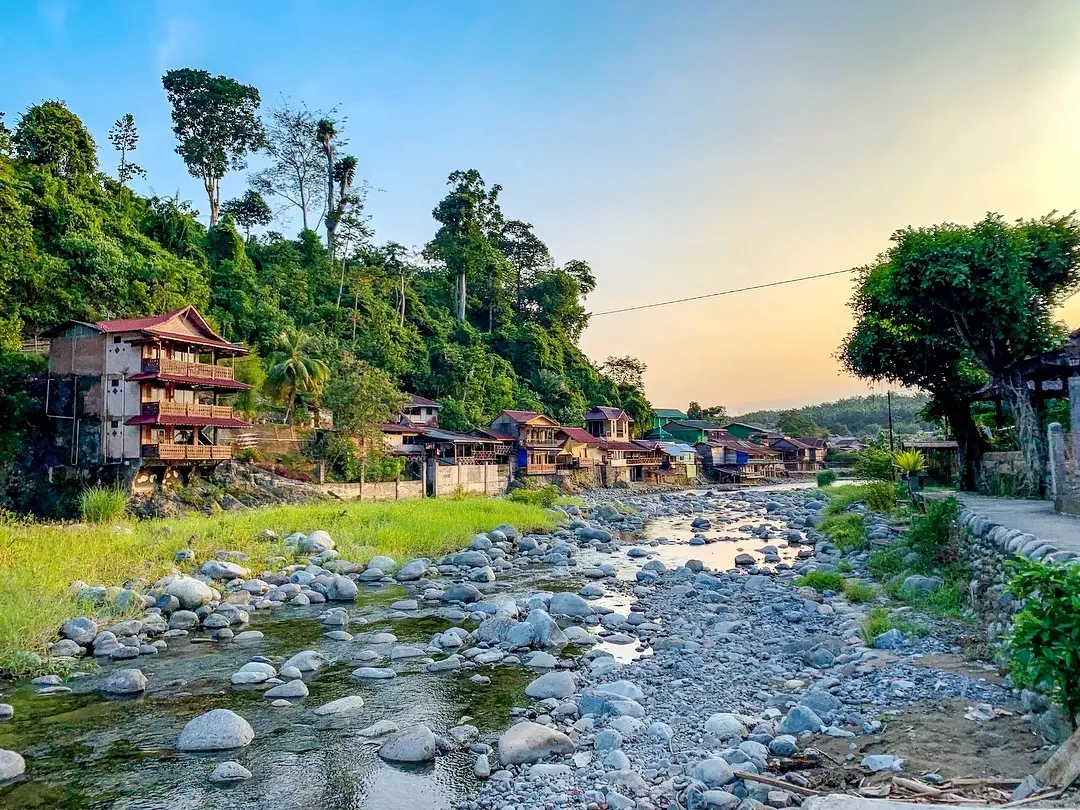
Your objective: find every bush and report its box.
[823,483,893,515]
[508,485,560,509]
[844,581,877,603]
[863,482,896,512]
[817,469,838,487]
[794,571,846,592]
[1006,557,1080,722]
[819,513,866,550]
[860,607,891,644]
[867,544,906,580]
[235,447,261,463]
[854,448,894,482]
[79,486,129,524]
[907,497,959,562]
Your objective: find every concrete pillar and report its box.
[1070,377,1080,479]
[1048,422,1066,510]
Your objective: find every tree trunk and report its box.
[325,146,335,257]
[941,396,985,492]
[1000,369,1046,496]
[399,275,406,327]
[336,256,347,308]
[205,176,220,226]
[456,272,466,320]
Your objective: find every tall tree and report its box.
[249,98,325,230]
[426,169,504,322]
[324,353,407,446]
[776,410,827,439]
[267,329,330,423]
[500,219,551,313]
[107,113,145,189]
[316,118,339,255]
[851,213,1080,493]
[687,401,703,420]
[222,189,273,238]
[161,68,265,225]
[600,356,647,391]
[12,100,97,176]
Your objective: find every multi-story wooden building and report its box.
[487,410,562,475]
[585,406,634,440]
[44,307,251,479]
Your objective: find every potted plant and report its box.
[893,449,926,495]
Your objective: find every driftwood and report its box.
[1000,786,1068,807]
[1035,725,1080,789]
[737,771,821,796]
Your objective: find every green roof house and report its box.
[722,422,768,441]
[662,419,727,445]
[651,408,687,430]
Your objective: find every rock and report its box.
[690,757,735,787]
[769,735,798,757]
[701,790,740,810]
[779,706,823,734]
[201,560,249,580]
[263,680,308,699]
[901,575,941,595]
[497,720,575,765]
[872,628,906,650]
[442,583,482,604]
[379,725,437,762]
[283,650,328,672]
[177,709,254,751]
[327,575,358,601]
[595,729,623,752]
[352,667,396,680]
[395,559,429,581]
[0,705,13,720]
[299,530,335,554]
[99,668,147,694]
[368,555,397,572]
[524,670,575,700]
[60,616,98,645]
[165,576,213,610]
[704,713,747,739]
[50,639,84,658]
[313,695,366,716]
[474,753,491,779]
[549,592,591,617]
[355,720,399,737]
[734,553,756,566]
[209,760,252,783]
[0,750,25,781]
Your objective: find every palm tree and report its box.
[267,330,330,423]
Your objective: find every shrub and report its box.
[854,448,894,482]
[508,485,560,509]
[844,581,877,603]
[823,483,893,515]
[235,447,261,463]
[863,482,896,512]
[860,607,891,644]
[867,544,906,580]
[794,571,846,592]
[1006,557,1080,722]
[79,486,129,524]
[893,449,926,475]
[906,497,959,562]
[819,513,866,550]
[817,469,838,487]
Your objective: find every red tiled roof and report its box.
[126,372,251,390]
[96,311,179,333]
[125,414,251,428]
[558,427,600,445]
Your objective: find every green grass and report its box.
[818,513,867,550]
[823,482,895,516]
[843,581,877,604]
[867,544,907,580]
[794,571,846,592]
[859,606,929,645]
[78,486,130,524]
[0,496,556,677]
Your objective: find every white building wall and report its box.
[103,333,143,462]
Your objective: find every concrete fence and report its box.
[313,479,424,502]
[434,464,511,497]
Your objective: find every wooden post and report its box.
[1048,422,1066,511]
[1070,378,1080,482]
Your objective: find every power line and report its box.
[588,268,858,317]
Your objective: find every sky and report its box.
[4,0,1080,414]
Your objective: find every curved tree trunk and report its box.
[940,396,986,492]
[1000,369,1046,497]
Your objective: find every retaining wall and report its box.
[313,479,424,502]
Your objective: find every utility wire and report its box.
[588,267,858,317]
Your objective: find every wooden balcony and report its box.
[142,401,235,420]
[525,463,557,474]
[142,358,235,380]
[625,454,663,466]
[141,443,233,461]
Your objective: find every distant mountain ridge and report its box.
[733,393,934,440]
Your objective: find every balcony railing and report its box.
[525,462,557,474]
[141,401,235,420]
[141,443,233,461]
[142,358,235,380]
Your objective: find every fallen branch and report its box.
[1000,786,1068,808]
[893,777,943,796]
[738,771,820,796]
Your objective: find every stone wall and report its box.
[314,479,424,502]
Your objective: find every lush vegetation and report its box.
[0,496,556,676]
[816,469,837,487]
[841,213,1080,493]
[78,486,129,524]
[817,513,867,550]
[507,484,562,509]
[1007,557,1080,725]
[823,481,895,515]
[794,571,846,593]
[0,86,652,513]
[735,393,935,441]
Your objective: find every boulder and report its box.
[379,724,437,762]
[209,761,252,783]
[395,559,429,581]
[498,720,575,765]
[524,671,575,700]
[690,757,735,787]
[299,530,335,554]
[263,680,308,699]
[327,575,358,601]
[779,706,823,734]
[164,576,213,610]
[901,575,941,595]
[177,709,254,751]
[549,592,590,617]
[0,750,25,781]
[704,713,747,739]
[200,560,249,580]
[60,616,98,645]
[283,650,328,672]
[98,668,148,695]
[313,695,366,716]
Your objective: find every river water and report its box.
[0,491,803,810]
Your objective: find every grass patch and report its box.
[818,513,867,550]
[843,581,877,603]
[794,571,846,592]
[836,560,853,574]
[859,606,929,645]
[0,496,556,677]
[867,544,907,580]
[79,486,130,524]
[507,485,562,509]
[823,482,895,516]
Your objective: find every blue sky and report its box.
[4,1,1080,411]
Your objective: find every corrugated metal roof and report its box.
[405,392,441,408]
[126,372,251,390]
[558,427,600,445]
[586,406,632,422]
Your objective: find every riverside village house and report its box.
[43,306,252,492]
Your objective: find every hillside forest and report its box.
[0,76,653,488]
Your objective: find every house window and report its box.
[113,336,121,344]
[111,420,119,429]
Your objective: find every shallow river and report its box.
[0,491,803,809]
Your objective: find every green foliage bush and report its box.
[818,513,866,550]
[906,497,959,562]
[794,571,846,592]
[508,485,560,509]
[854,448,895,482]
[816,469,838,487]
[79,486,129,524]
[843,581,877,604]
[867,544,906,580]
[1006,557,1080,721]
[860,608,891,644]
[824,483,893,515]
